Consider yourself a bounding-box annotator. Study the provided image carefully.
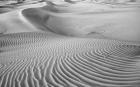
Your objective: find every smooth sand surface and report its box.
[22,3,140,41]
[0,2,140,87]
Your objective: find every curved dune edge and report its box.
[0,2,46,35]
[0,32,140,87]
[22,4,140,41]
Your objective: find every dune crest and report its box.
[22,2,140,41]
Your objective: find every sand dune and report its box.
[0,2,46,34]
[0,1,140,87]
[22,2,140,41]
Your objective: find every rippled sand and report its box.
[0,1,140,87]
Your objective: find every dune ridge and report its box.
[22,4,140,41]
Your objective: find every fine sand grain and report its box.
[0,2,140,87]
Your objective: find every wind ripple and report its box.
[0,32,140,87]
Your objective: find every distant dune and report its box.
[0,1,140,87]
[22,2,140,41]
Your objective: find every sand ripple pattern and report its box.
[0,32,140,87]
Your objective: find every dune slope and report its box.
[22,3,140,41]
[0,32,140,87]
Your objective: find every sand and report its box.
[0,1,140,87]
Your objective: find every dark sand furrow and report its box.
[104,47,140,57]
[77,52,130,74]
[84,51,132,68]
[96,47,138,62]
[65,54,129,87]
[83,51,137,72]
[0,73,5,87]
[33,64,42,80]
[60,55,82,82]
[98,43,140,57]
[96,45,129,57]
[53,58,87,87]
[63,57,92,87]
[15,78,21,87]
[88,50,135,68]
[73,53,140,82]
[98,52,140,71]
[21,55,37,87]
[69,56,140,86]
[53,58,72,87]
[78,53,140,81]
[27,67,36,87]
[20,72,28,87]
[72,54,128,80]
[31,54,49,87]
[51,73,66,87]
[16,59,33,81]
[74,51,140,77]
[38,56,56,87]
[66,56,110,87]
[38,56,52,76]
[44,56,60,87]
[32,78,40,87]
[16,59,32,81]
[1,72,10,87]
[12,65,23,87]
[58,56,91,87]
[0,58,24,76]
[7,71,16,87]
[29,64,40,87]
[74,52,140,79]
[100,45,126,56]
[16,61,33,87]
[33,51,52,69]
[84,56,139,75]
[33,65,47,87]
[18,72,24,87]
[24,69,30,87]
[117,45,140,55]
[29,57,41,87]
[94,50,140,72]
[94,49,137,65]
